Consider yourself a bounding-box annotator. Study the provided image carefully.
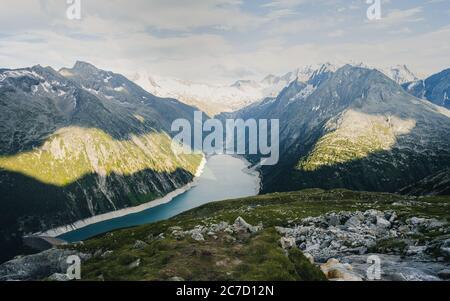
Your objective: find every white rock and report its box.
[128,258,141,269]
[303,253,315,264]
[133,240,148,250]
[406,246,427,256]
[234,217,262,233]
[376,217,391,229]
[191,231,205,242]
[280,237,296,250]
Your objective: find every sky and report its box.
[0,0,449,84]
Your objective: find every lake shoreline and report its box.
[34,156,208,239]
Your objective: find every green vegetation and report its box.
[297,113,409,172]
[0,127,203,264]
[0,127,202,186]
[73,189,450,281]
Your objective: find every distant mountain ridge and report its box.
[131,63,419,115]
[402,68,450,110]
[230,65,450,195]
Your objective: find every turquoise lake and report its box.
[59,155,260,242]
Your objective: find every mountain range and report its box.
[131,63,421,115]
[130,71,291,116]
[228,64,450,195]
[0,62,203,263]
[1,60,449,264]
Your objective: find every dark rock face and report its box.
[0,62,202,263]
[22,236,67,252]
[403,68,450,110]
[399,168,450,196]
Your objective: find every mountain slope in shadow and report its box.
[0,62,203,263]
[231,65,450,195]
[403,68,450,110]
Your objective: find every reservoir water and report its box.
[59,155,260,242]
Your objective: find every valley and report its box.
[0,61,449,281]
[0,62,204,263]
[1,189,448,281]
[56,155,260,243]
[2,0,450,285]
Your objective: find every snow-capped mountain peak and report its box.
[382,64,419,85]
[129,62,420,115]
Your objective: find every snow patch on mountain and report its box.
[130,72,266,114]
[289,84,316,103]
[0,70,44,82]
[381,65,419,85]
[129,63,419,114]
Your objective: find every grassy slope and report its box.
[74,189,450,281]
[0,126,202,264]
[0,127,201,186]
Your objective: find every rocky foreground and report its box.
[1,189,449,281]
[276,210,449,281]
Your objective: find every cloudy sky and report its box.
[0,0,449,83]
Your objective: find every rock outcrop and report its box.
[276,210,450,281]
[0,249,90,281]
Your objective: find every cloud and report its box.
[262,0,308,8]
[328,30,345,37]
[0,0,448,83]
[368,6,424,28]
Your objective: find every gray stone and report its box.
[408,217,426,226]
[169,226,183,232]
[426,219,446,230]
[93,249,104,257]
[133,240,148,250]
[191,231,205,242]
[327,214,340,227]
[0,248,90,281]
[280,237,296,250]
[376,216,391,229]
[128,259,141,269]
[387,212,397,223]
[234,217,262,233]
[440,239,450,257]
[224,227,234,234]
[344,216,362,229]
[48,273,71,282]
[406,246,427,256]
[101,250,114,258]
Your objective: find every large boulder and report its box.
[320,258,363,281]
[0,248,90,281]
[191,230,205,242]
[280,237,296,250]
[376,216,392,229]
[233,217,262,233]
[132,240,149,250]
[440,239,450,257]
